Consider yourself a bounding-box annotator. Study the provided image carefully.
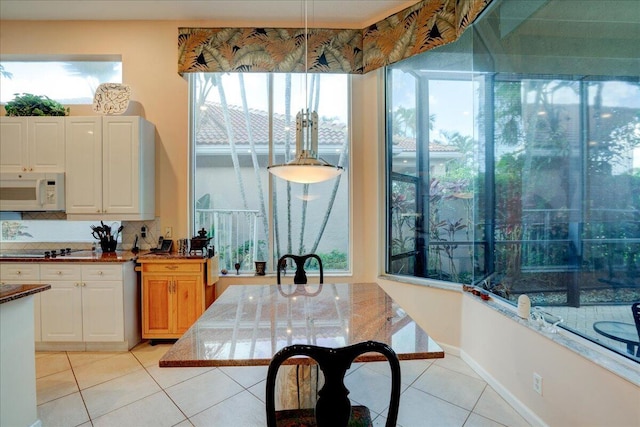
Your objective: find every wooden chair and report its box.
[277,254,324,285]
[266,341,401,427]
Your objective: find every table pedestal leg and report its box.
[274,365,321,410]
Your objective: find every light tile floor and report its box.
[36,342,531,427]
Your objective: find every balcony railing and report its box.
[195,209,263,272]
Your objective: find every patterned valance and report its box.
[178,0,491,75]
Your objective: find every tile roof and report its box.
[195,102,456,153]
[195,102,347,147]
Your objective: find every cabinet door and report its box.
[0,263,41,341]
[28,117,65,172]
[102,116,140,215]
[82,281,124,342]
[142,274,172,336]
[65,117,103,214]
[40,281,83,342]
[0,117,28,172]
[174,274,204,334]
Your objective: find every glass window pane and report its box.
[271,74,350,271]
[192,73,350,273]
[385,0,640,361]
[1,61,122,104]
[193,73,270,272]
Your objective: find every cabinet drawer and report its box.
[0,263,39,281]
[142,262,203,273]
[41,264,82,281]
[82,264,122,281]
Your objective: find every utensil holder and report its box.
[100,238,117,252]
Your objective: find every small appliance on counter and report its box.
[190,228,212,255]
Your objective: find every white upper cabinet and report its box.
[65,116,155,220]
[0,117,65,173]
[64,116,103,215]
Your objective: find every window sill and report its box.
[379,274,640,387]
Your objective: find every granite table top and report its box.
[0,284,51,304]
[160,282,444,367]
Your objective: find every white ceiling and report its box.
[0,0,419,27]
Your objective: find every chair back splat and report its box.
[277,253,324,285]
[266,341,401,427]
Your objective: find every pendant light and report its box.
[267,0,344,184]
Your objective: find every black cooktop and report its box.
[0,248,83,258]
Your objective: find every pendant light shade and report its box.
[267,0,343,184]
[268,109,343,184]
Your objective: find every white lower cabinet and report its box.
[40,264,126,343]
[0,263,42,341]
[81,265,124,342]
[4,261,141,351]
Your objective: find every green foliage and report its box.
[5,93,69,116]
[316,249,348,270]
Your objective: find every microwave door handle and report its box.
[35,179,43,206]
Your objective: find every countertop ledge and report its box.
[0,250,214,263]
[0,250,139,263]
[0,284,51,304]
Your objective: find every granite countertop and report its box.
[0,250,139,263]
[0,284,51,304]
[0,249,214,263]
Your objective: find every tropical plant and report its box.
[5,93,69,116]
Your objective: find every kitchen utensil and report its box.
[114,225,124,241]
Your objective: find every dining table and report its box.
[159,282,444,367]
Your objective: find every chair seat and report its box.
[275,405,373,427]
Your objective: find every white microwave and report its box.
[0,172,65,211]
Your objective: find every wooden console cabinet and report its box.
[140,257,216,340]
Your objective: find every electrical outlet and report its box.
[165,227,172,238]
[533,372,543,395]
[141,226,146,238]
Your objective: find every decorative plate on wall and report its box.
[92,83,131,115]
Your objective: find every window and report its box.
[386,0,640,362]
[0,215,118,244]
[0,59,122,104]
[191,73,350,273]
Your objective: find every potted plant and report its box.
[4,93,69,116]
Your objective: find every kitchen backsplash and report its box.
[0,214,160,251]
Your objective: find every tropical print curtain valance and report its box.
[178,0,491,75]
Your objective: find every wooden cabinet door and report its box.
[142,275,172,337]
[0,117,28,172]
[65,117,103,214]
[40,281,83,342]
[174,274,204,334]
[82,281,124,342]
[28,117,65,172]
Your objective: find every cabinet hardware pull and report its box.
[75,283,79,287]
[98,271,103,275]
[16,271,21,275]
[57,271,62,275]
[165,265,179,270]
